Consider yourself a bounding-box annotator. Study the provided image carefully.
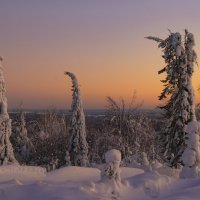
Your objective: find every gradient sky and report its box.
[0,0,200,109]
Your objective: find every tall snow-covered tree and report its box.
[11,104,35,164]
[0,57,17,165]
[65,72,89,166]
[146,30,197,167]
[180,31,200,178]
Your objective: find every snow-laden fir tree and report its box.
[180,31,200,178]
[11,104,35,164]
[146,30,197,168]
[65,72,89,166]
[0,57,17,165]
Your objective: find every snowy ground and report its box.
[0,165,200,200]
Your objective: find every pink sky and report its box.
[0,0,200,109]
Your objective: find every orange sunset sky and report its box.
[0,0,200,109]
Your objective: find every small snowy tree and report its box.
[11,104,35,164]
[146,30,197,167]
[0,57,17,165]
[101,149,122,197]
[65,72,89,167]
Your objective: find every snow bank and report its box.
[0,165,200,199]
[0,164,46,183]
[156,165,180,178]
[45,166,100,183]
[120,167,144,179]
[127,171,172,199]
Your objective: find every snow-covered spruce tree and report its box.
[65,72,89,166]
[180,31,200,178]
[146,30,197,168]
[0,57,17,165]
[11,104,35,164]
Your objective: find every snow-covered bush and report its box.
[151,159,163,170]
[104,96,158,165]
[11,107,35,164]
[29,109,68,169]
[141,152,152,171]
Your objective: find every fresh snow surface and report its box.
[0,165,200,199]
[105,149,121,163]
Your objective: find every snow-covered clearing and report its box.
[0,165,199,200]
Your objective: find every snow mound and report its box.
[156,165,180,178]
[0,164,46,183]
[105,149,121,163]
[128,171,172,199]
[82,178,129,200]
[45,166,101,183]
[120,167,144,179]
